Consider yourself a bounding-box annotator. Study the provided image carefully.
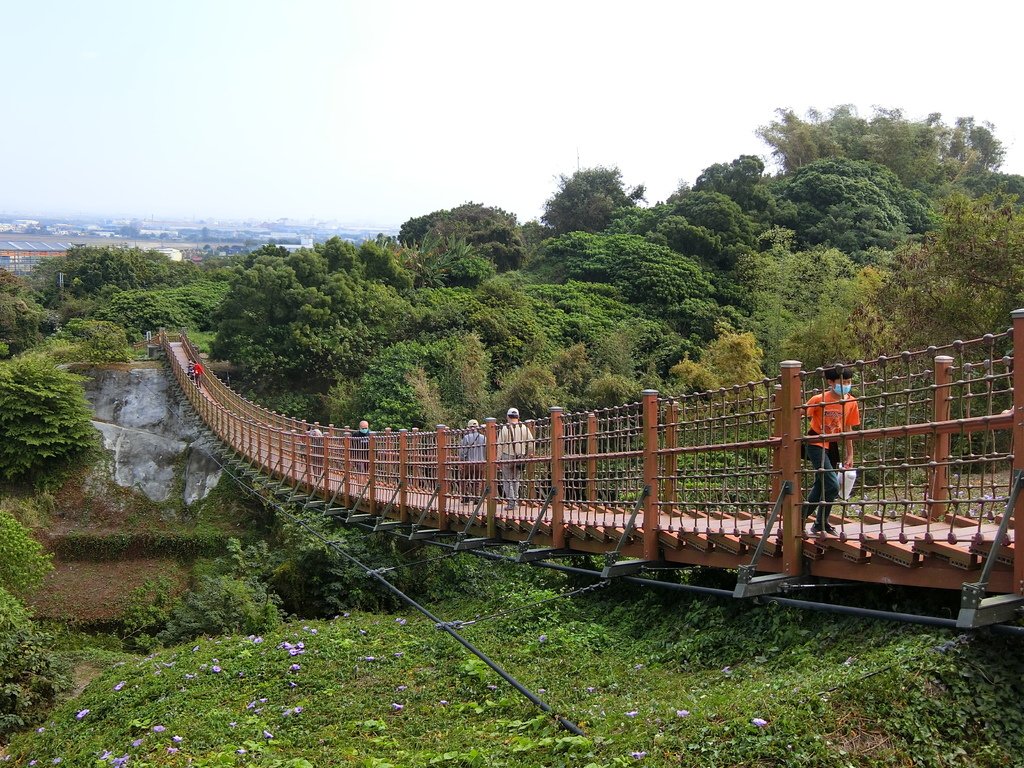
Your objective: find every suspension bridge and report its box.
[158,309,1024,631]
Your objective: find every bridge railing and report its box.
[159,308,1023,594]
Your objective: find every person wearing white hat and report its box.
[497,407,533,510]
[458,419,486,503]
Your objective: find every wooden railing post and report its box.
[398,429,409,523]
[586,412,598,503]
[780,361,803,577]
[927,356,954,520]
[484,418,498,538]
[664,401,679,518]
[367,432,377,515]
[1012,309,1024,595]
[549,407,565,549]
[770,384,782,500]
[342,429,352,507]
[641,390,660,561]
[436,425,448,531]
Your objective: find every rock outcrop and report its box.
[80,364,221,505]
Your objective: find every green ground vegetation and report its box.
[5,558,1023,767]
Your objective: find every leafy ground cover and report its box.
[5,569,1024,767]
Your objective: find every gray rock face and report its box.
[81,365,220,505]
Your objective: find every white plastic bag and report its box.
[838,467,858,499]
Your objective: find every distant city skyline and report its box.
[2,1,1023,228]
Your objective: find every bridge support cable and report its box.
[601,485,657,578]
[469,551,1024,638]
[203,446,586,736]
[734,482,802,598]
[957,470,1024,628]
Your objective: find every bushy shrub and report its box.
[50,318,131,363]
[0,622,69,737]
[0,510,52,595]
[0,356,96,484]
[156,575,282,645]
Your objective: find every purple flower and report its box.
[722,666,732,675]
[131,739,143,747]
[172,735,183,743]
[487,684,497,690]
[192,645,199,652]
[342,612,350,618]
[114,681,126,691]
[634,664,644,670]
[52,760,62,765]
[236,748,247,754]
[211,665,222,673]
[631,752,647,759]
[99,752,112,761]
[184,673,196,680]
[36,726,45,733]
[262,730,273,740]
[289,648,303,656]
[439,700,449,706]
[228,722,237,728]
[294,706,303,714]
[247,701,257,709]
[166,747,179,754]
[288,681,297,688]
[625,710,638,718]
[752,717,768,727]
[391,703,404,711]
[586,686,595,693]
[538,634,547,643]
[676,709,690,718]
[394,652,404,658]
[280,641,294,650]
[358,629,367,635]
[538,688,546,694]
[75,709,90,720]
[290,663,301,672]
[112,758,129,768]
[152,725,166,732]
[395,618,407,625]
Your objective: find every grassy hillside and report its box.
[6,563,1024,767]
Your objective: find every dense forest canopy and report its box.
[9,105,1024,427]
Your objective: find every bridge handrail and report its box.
[157,308,1023,596]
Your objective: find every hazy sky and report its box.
[2,1,1022,228]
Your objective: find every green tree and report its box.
[692,155,780,222]
[400,203,527,272]
[777,157,934,258]
[880,193,1024,346]
[212,248,410,387]
[0,272,45,355]
[542,166,646,235]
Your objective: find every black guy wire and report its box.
[206,446,586,736]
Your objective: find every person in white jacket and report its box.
[497,408,533,510]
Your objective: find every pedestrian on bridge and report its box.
[352,420,371,476]
[498,408,533,510]
[193,361,205,390]
[458,419,486,503]
[802,366,860,535]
